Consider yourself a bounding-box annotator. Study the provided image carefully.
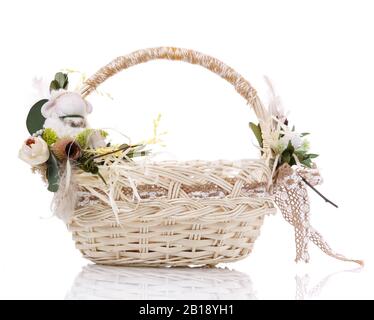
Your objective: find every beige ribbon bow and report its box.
[274,163,363,266]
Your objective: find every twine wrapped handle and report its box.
[80,46,272,159]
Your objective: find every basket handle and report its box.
[80,47,271,157]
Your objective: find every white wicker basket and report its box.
[67,47,276,266]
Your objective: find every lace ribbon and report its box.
[274,163,363,266]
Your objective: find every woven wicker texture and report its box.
[69,47,276,266]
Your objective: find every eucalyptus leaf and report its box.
[55,72,68,89]
[55,72,65,85]
[249,122,263,148]
[46,153,60,192]
[49,80,60,92]
[26,99,48,135]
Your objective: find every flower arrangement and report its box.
[19,72,149,192]
[249,78,318,172]
[250,120,318,169]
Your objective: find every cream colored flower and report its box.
[269,130,287,154]
[290,134,303,149]
[19,137,50,166]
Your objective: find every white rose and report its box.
[269,132,289,154]
[19,137,50,166]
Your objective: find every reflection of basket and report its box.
[69,47,276,266]
[66,265,256,300]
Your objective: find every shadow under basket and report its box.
[66,47,277,266]
[68,159,275,266]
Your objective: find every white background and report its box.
[0,0,373,299]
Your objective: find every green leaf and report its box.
[286,140,295,154]
[281,150,291,164]
[126,150,150,158]
[46,153,60,192]
[49,80,60,92]
[26,99,48,135]
[301,158,312,168]
[249,122,263,148]
[289,156,297,166]
[308,153,319,159]
[294,150,307,158]
[55,72,68,89]
[301,132,310,137]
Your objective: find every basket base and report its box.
[69,214,268,267]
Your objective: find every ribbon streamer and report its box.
[274,163,363,266]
